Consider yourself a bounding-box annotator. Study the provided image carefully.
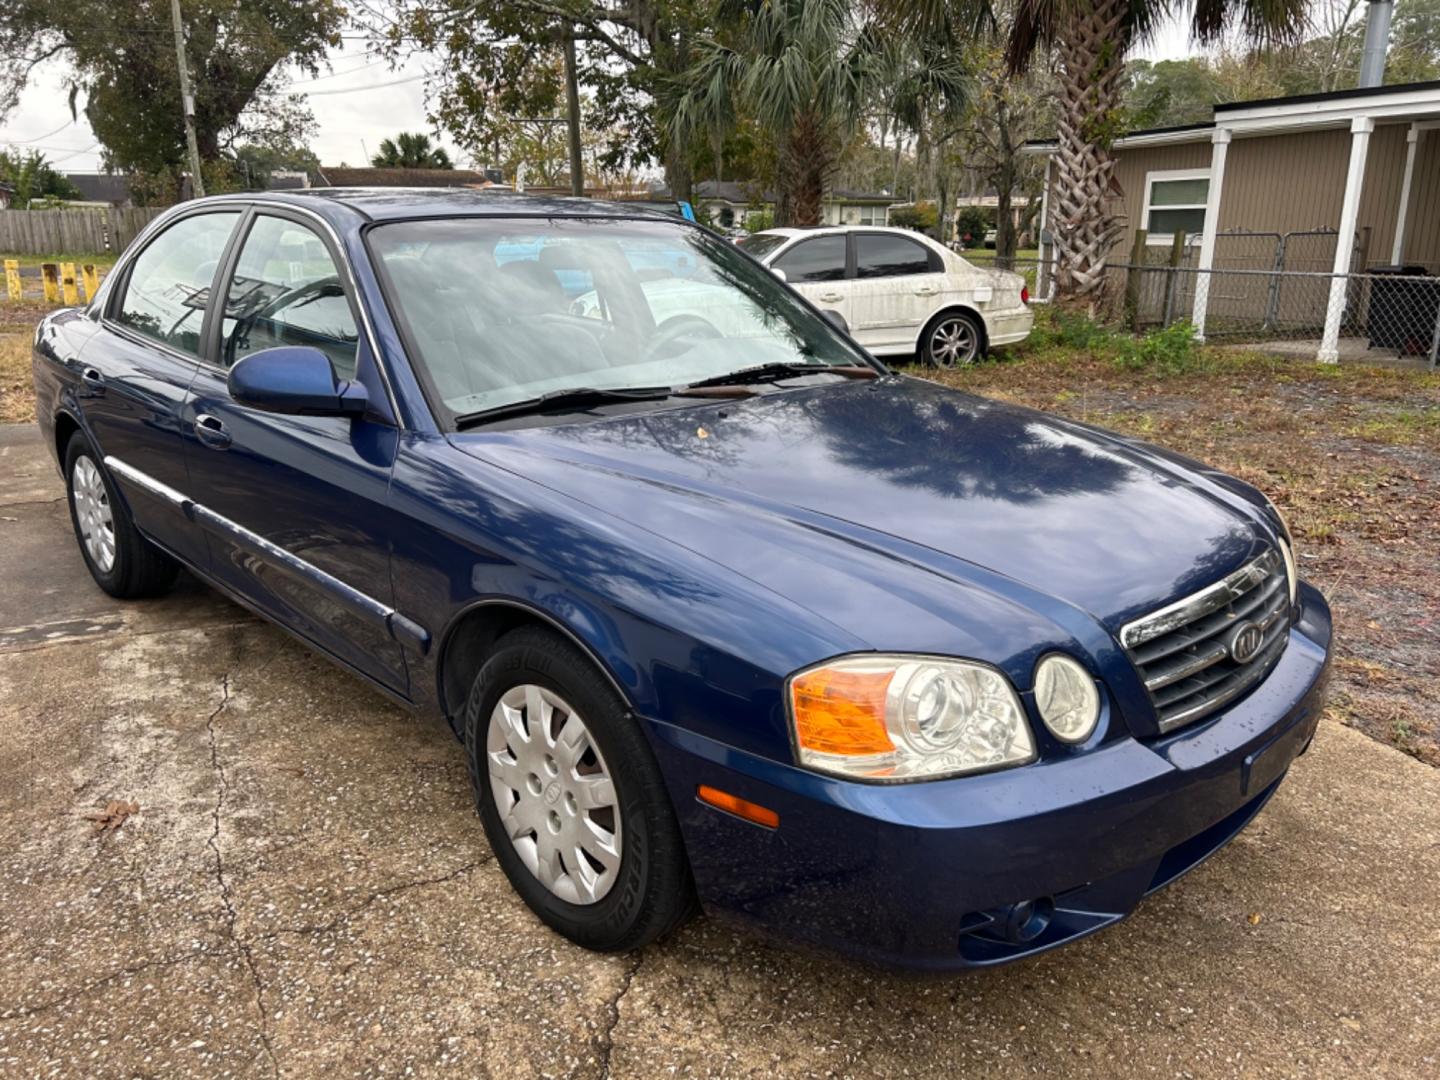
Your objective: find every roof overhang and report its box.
[1022,80,1440,154]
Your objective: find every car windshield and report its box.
[368,217,865,422]
[736,232,788,260]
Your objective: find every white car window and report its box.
[855,234,933,279]
[772,236,847,282]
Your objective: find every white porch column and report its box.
[1037,154,1053,299]
[1390,123,1420,264]
[1190,128,1231,342]
[1319,116,1375,363]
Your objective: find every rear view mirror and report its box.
[228,346,369,418]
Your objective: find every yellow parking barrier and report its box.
[41,263,60,303]
[4,260,20,302]
[60,262,79,304]
[81,264,100,302]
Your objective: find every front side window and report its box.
[114,211,240,356]
[772,235,847,282]
[855,233,932,278]
[368,217,866,421]
[219,215,360,376]
[1145,174,1209,241]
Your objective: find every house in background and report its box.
[1025,79,1440,361]
[0,182,13,209]
[310,166,507,189]
[653,180,898,230]
[63,173,133,208]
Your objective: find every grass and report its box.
[0,332,34,424]
[1,251,119,271]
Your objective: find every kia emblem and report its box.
[1227,620,1265,664]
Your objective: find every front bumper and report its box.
[647,582,1332,970]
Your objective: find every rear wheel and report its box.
[464,626,695,951]
[64,432,179,598]
[922,311,983,368]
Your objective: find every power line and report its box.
[4,119,75,146]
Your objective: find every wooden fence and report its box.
[0,207,165,256]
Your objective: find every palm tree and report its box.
[673,0,966,226]
[889,1,1308,303]
[371,132,454,170]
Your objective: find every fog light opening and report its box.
[1002,896,1055,944]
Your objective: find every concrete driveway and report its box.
[0,422,1436,1078]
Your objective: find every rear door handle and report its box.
[913,286,938,296]
[80,367,106,396]
[819,292,844,302]
[194,413,232,450]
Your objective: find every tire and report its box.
[921,310,984,368]
[463,626,695,951]
[64,432,179,599]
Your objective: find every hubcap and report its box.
[486,684,622,905]
[71,455,116,573]
[931,318,977,367]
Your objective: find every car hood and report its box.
[450,377,1267,638]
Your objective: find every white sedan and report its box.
[737,226,1033,366]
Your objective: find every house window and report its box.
[856,204,887,226]
[1142,170,1209,243]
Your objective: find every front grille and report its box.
[1121,549,1292,734]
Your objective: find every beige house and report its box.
[1026,79,1440,360]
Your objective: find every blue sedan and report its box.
[32,189,1331,969]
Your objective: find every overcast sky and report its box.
[0,11,1204,176]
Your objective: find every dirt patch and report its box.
[924,345,1440,766]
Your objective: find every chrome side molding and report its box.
[103,455,429,654]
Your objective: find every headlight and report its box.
[1261,495,1299,606]
[1033,654,1100,743]
[787,655,1034,782]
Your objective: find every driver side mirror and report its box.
[227,346,368,417]
[821,309,849,333]
[770,266,788,283]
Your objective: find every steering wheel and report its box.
[645,315,722,362]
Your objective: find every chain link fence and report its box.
[963,248,1440,367]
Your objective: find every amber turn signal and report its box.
[789,666,895,757]
[697,785,780,829]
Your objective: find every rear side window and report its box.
[773,235,847,282]
[218,215,360,377]
[855,233,934,278]
[114,212,240,356]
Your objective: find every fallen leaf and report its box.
[82,799,140,833]
[1247,912,1262,925]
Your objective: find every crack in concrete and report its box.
[0,951,214,1021]
[206,672,281,1080]
[270,858,491,938]
[596,950,644,1079]
[0,496,65,509]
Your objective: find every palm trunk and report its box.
[1051,0,1130,305]
[783,112,831,227]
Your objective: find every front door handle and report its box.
[819,292,844,302]
[80,367,106,397]
[194,413,232,450]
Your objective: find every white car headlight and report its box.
[1261,495,1299,606]
[787,655,1034,782]
[1033,654,1100,743]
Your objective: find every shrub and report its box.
[1111,321,1202,375]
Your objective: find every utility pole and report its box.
[563,29,584,197]
[170,0,205,198]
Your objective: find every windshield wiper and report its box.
[682,362,877,390]
[453,385,674,428]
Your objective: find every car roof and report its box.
[753,225,927,240]
[192,187,680,224]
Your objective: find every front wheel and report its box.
[922,311,983,368]
[463,626,695,951]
